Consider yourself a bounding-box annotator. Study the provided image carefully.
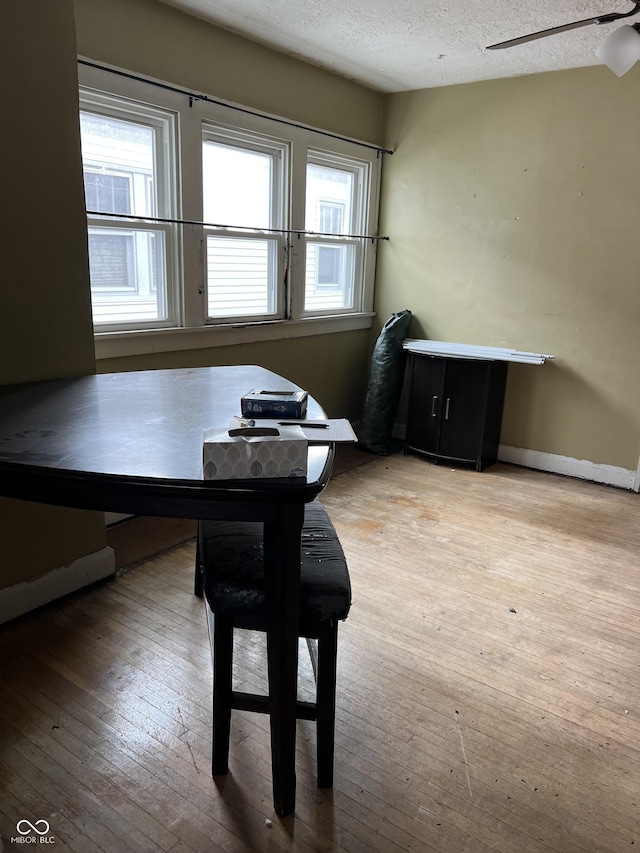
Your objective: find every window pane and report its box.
[306,163,353,232]
[305,241,355,311]
[203,142,272,229]
[317,245,342,285]
[319,202,344,234]
[305,161,358,312]
[88,227,166,324]
[84,173,131,215]
[80,108,171,327]
[206,235,277,318]
[80,112,156,217]
[88,231,134,289]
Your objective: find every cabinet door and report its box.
[406,355,446,455]
[437,360,489,463]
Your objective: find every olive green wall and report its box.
[2,1,95,385]
[0,0,106,591]
[378,67,640,471]
[98,331,371,421]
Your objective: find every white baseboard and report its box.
[498,445,636,490]
[392,423,637,491]
[0,546,116,625]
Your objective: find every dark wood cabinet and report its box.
[405,353,508,471]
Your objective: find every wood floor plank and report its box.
[1,454,639,852]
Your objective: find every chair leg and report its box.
[212,614,234,776]
[315,622,338,789]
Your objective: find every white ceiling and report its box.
[157,0,635,92]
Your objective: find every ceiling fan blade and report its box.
[486,17,598,50]
[487,2,640,50]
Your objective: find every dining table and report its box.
[0,365,335,817]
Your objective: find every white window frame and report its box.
[79,87,180,332]
[201,124,289,323]
[302,150,370,316]
[78,60,380,360]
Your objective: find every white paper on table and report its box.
[232,417,357,444]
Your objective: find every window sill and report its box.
[94,312,375,360]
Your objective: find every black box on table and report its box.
[240,389,308,419]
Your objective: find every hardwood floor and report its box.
[0,454,638,852]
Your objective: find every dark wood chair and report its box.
[195,498,351,789]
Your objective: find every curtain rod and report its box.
[86,210,389,242]
[78,59,393,157]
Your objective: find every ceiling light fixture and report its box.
[596,23,640,75]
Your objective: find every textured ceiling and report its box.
[157,0,634,92]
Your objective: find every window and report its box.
[79,97,176,330]
[78,63,381,356]
[304,155,367,313]
[202,128,286,320]
[315,204,346,288]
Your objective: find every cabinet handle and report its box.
[431,396,438,417]
[445,397,451,420]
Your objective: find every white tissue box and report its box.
[203,426,308,480]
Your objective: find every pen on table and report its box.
[278,421,329,428]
